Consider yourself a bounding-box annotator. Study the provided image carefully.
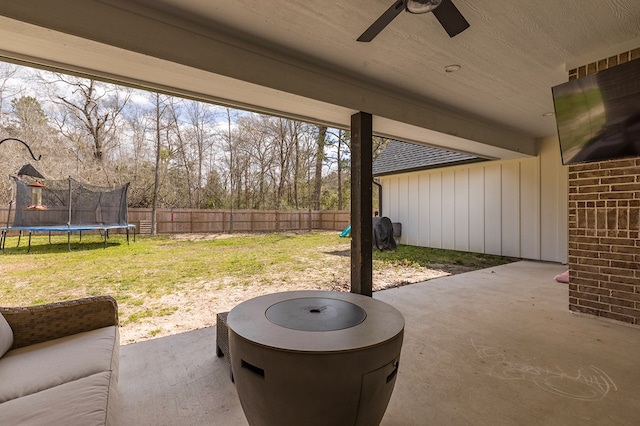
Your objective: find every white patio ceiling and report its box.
[0,0,638,159]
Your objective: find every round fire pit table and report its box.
[227,290,404,426]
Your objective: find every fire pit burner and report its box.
[265,297,366,331]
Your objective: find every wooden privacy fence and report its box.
[0,207,350,235]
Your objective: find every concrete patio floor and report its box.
[119,261,640,425]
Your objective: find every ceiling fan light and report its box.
[406,0,443,14]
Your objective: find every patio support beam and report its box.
[350,112,373,297]
[0,0,536,158]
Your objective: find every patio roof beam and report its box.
[0,0,536,159]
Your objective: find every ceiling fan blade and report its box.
[357,0,405,42]
[432,0,469,37]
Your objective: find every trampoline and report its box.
[1,225,136,252]
[1,176,136,252]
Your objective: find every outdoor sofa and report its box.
[0,296,119,425]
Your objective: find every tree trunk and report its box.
[226,108,234,233]
[293,131,300,209]
[337,129,343,210]
[314,126,326,210]
[151,93,162,236]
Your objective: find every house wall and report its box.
[379,136,568,262]
[567,48,640,325]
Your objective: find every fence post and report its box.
[223,211,227,233]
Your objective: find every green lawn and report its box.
[0,231,516,337]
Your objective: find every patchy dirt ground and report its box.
[119,234,476,345]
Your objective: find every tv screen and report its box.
[552,58,640,165]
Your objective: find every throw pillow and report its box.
[0,312,14,357]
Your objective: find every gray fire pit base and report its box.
[228,290,404,426]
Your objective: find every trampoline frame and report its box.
[0,224,136,253]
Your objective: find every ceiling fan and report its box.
[357,0,469,42]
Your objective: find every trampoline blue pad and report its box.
[0,225,136,233]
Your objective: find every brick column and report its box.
[566,48,640,325]
[568,159,640,324]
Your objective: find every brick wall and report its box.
[568,48,640,80]
[568,159,640,324]
[567,48,640,325]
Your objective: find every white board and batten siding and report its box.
[379,136,568,263]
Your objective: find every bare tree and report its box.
[10,96,50,142]
[0,63,19,128]
[314,125,327,210]
[46,74,131,162]
[121,94,155,207]
[165,98,196,207]
[270,117,295,211]
[373,136,390,160]
[325,128,351,210]
[185,100,216,208]
[237,115,272,208]
[0,62,362,214]
[5,96,62,176]
[151,93,168,235]
[223,108,237,231]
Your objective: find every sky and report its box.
[0,60,345,177]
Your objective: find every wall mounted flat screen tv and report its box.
[552,57,640,165]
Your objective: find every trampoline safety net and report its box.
[12,176,129,228]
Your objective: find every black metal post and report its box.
[350,112,373,296]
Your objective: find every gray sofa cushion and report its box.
[0,326,119,403]
[0,313,13,358]
[0,370,118,426]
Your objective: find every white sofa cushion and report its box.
[0,313,13,358]
[0,370,117,426]
[0,326,119,403]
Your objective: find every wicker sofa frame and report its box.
[0,296,118,350]
[216,311,233,382]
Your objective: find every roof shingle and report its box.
[372,140,483,176]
